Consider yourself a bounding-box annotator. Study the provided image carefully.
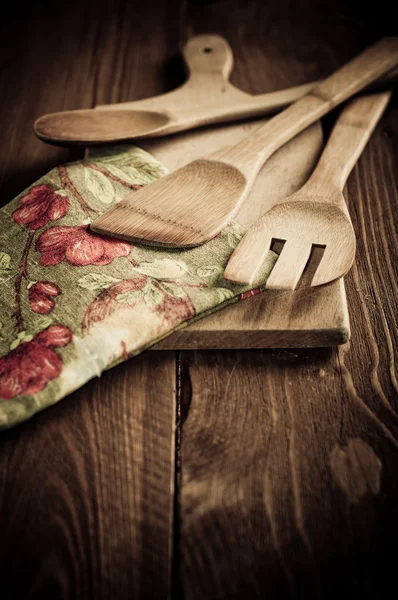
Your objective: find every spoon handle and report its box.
[211,37,398,180]
[301,91,391,200]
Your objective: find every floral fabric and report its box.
[0,145,276,429]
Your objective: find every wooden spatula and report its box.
[224,91,391,289]
[90,38,398,248]
[33,35,319,145]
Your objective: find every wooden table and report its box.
[0,1,397,598]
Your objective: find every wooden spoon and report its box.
[223,91,391,289]
[33,35,319,145]
[34,34,398,146]
[91,38,398,248]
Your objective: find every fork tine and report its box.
[265,240,312,290]
[311,242,356,287]
[223,228,274,285]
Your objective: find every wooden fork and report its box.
[223,91,391,289]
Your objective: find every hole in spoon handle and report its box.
[182,34,234,82]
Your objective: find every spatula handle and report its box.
[302,91,392,196]
[212,37,398,179]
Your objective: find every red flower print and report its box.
[82,277,148,330]
[82,277,195,332]
[36,324,72,347]
[29,281,62,314]
[12,184,69,230]
[35,225,132,267]
[0,324,72,399]
[151,282,195,323]
[239,288,261,301]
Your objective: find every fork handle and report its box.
[212,37,398,180]
[303,91,392,197]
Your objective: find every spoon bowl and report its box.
[33,34,398,148]
[34,109,171,145]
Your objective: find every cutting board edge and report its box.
[151,277,350,349]
[152,325,350,349]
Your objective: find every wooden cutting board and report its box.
[140,117,349,348]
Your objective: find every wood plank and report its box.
[180,342,398,599]
[0,353,176,599]
[0,1,182,598]
[179,1,398,598]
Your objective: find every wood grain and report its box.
[0,2,182,598]
[179,1,398,599]
[0,353,177,599]
[180,343,398,599]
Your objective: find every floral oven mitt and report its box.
[0,145,275,429]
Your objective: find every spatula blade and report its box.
[91,159,247,247]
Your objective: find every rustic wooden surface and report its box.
[0,1,397,599]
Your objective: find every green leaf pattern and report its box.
[0,144,277,429]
